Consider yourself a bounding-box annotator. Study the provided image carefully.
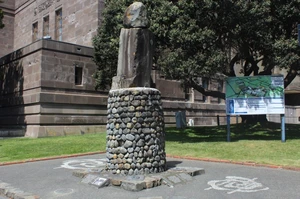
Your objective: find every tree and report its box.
[93,0,300,98]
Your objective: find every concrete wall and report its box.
[1,0,15,10]
[16,0,30,8]
[0,13,14,57]
[162,101,227,127]
[155,78,186,101]
[13,0,104,50]
[0,0,15,57]
[268,106,300,124]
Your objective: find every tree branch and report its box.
[244,60,253,76]
[259,56,274,75]
[228,54,239,76]
[189,79,226,100]
[284,62,299,88]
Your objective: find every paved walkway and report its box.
[0,154,300,199]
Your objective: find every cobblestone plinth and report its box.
[106,88,166,175]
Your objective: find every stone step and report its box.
[75,166,205,192]
[0,180,39,199]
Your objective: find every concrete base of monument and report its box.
[72,166,205,192]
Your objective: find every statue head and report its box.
[123,2,150,28]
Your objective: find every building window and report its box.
[55,8,62,41]
[75,66,83,85]
[202,78,209,102]
[43,15,50,37]
[184,87,190,101]
[32,22,38,42]
[218,80,223,103]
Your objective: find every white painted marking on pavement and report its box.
[54,188,74,196]
[205,176,269,194]
[54,159,106,170]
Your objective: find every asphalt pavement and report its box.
[0,154,300,199]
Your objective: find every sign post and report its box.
[298,24,300,46]
[281,114,286,142]
[225,75,285,142]
[227,115,231,142]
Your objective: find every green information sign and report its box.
[225,75,285,115]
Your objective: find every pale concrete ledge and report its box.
[25,125,106,138]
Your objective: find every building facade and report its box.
[0,0,227,137]
[0,0,104,57]
[0,0,298,137]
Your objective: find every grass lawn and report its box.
[0,134,107,162]
[166,123,300,168]
[0,122,299,168]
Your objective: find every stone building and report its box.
[0,0,103,58]
[0,0,109,137]
[0,0,298,137]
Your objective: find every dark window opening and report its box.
[43,15,50,37]
[32,22,38,42]
[55,8,63,41]
[184,87,190,101]
[218,80,223,103]
[202,78,209,102]
[75,66,83,85]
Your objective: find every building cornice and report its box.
[0,39,94,66]
[0,7,15,16]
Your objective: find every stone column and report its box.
[106,88,166,175]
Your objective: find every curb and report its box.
[0,180,39,199]
[0,151,106,167]
[1,152,299,172]
[166,155,300,172]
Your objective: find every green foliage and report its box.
[93,0,300,94]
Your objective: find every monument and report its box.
[74,3,204,191]
[106,2,166,175]
[111,1,153,89]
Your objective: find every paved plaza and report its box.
[0,154,300,199]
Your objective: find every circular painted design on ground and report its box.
[55,159,106,170]
[205,176,269,194]
[54,188,74,196]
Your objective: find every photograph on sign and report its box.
[225,75,285,115]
